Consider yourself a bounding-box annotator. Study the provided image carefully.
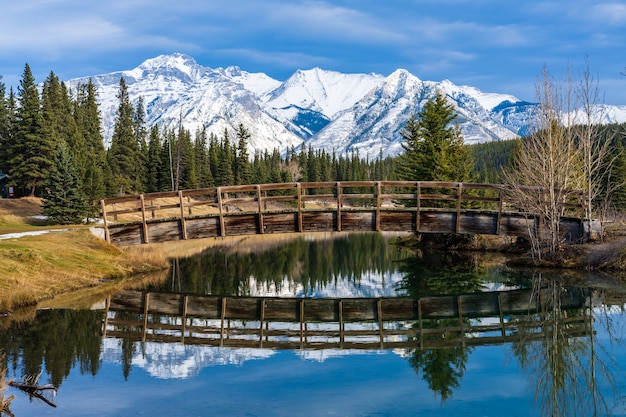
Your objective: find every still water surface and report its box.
[2,233,626,416]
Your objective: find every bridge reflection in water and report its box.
[102,287,592,351]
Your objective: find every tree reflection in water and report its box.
[399,249,624,413]
[397,250,491,401]
[513,272,620,417]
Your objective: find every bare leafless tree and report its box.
[504,65,585,259]
[577,57,617,235]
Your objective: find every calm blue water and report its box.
[3,233,626,417]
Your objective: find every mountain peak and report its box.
[134,53,204,81]
[139,53,199,69]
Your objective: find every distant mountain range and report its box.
[67,53,626,157]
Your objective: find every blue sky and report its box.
[1,0,625,104]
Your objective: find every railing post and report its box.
[416,182,421,232]
[456,183,462,234]
[337,182,342,232]
[256,184,264,234]
[217,187,226,237]
[375,181,382,232]
[100,199,111,243]
[297,183,303,232]
[140,194,149,244]
[178,191,188,240]
[496,188,503,235]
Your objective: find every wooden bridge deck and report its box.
[101,288,591,350]
[98,181,586,246]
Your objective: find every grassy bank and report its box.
[0,229,169,312]
[0,198,169,313]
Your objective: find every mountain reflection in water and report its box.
[1,232,626,417]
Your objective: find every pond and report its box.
[1,232,626,417]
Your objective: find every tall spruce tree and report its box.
[145,125,163,193]
[398,92,473,182]
[235,123,251,185]
[217,129,234,185]
[75,80,108,202]
[194,127,214,188]
[60,82,87,181]
[10,64,54,196]
[107,78,140,195]
[42,143,88,224]
[133,97,148,193]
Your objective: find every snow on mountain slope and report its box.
[265,68,385,117]
[306,69,522,158]
[70,53,303,153]
[68,53,626,158]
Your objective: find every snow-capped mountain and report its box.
[67,53,626,157]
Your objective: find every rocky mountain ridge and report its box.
[68,53,626,157]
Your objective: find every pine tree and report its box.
[107,77,140,195]
[217,129,234,186]
[178,127,198,190]
[194,128,214,188]
[208,132,220,184]
[41,71,64,147]
[144,125,162,193]
[10,64,54,196]
[159,130,175,191]
[42,143,88,224]
[235,123,251,185]
[133,97,148,193]
[75,80,108,201]
[398,93,473,182]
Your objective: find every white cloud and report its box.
[591,3,626,24]
[267,1,408,45]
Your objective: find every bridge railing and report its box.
[98,181,586,244]
[99,181,585,221]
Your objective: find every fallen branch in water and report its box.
[8,372,57,408]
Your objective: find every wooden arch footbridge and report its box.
[98,181,587,247]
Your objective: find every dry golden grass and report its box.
[0,197,170,313]
[0,229,169,313]
[0,197,48,233]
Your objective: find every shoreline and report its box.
[3,224,626,316]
